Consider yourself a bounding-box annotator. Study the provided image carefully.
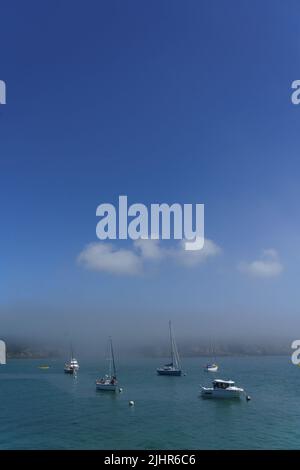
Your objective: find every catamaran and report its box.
[96,338,118,391]
[64,346,79,374]
[157,321,182,376]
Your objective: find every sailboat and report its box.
[157,321,182,376]
[204,340,218,372]
[64,345,79,374]
[204,363,218,372]
[96,338,118,391]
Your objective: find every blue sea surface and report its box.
[0,356,299,449]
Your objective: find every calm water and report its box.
[0,356,299,449]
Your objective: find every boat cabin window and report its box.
[213,381,231,389]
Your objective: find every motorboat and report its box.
[200,379,244,399]
[64,346,79,374]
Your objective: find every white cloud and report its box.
[78,243,142,275]
[134,238,163,260]
[78,238,221,276]
[239,249,283,278]
[171,239,221,267]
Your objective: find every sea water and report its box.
[0,356,299,449]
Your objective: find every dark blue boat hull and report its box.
[157,369,182,376]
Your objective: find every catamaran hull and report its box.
[157,369,182,376]
[96,383,118,391]
[200,387,244,399]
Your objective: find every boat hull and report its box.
[201,387,244,399]
[157,368,182,376]
[64,366,79,374]
[96,383,118,391]
[205,366,218,372]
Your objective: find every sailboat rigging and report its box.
[157,321,182,376]
[96,337,118,391]
[204,339,218,372]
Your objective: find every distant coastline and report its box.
[6,343,291,359]
[6,344,59,360]
[7,351,58,360]
[137,339,291,358]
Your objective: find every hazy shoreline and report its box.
[7,349,291,360]
[4,336,292,360]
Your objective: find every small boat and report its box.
[201,379,244,399]
[96,338,118,391]
[204,340,218,372]
[204,363,218,372]
[38,365,50,370]
[157,321,182,376]
[64,346,79,374]
[64,357,79,374]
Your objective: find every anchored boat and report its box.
[204,363,219,372]
[204,340,219,372]
[201,379,244,399]
[64,346,79,374]
[96,338,118,391]
[157,321,182,376]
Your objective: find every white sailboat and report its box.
[64,345,79,374]
[96,338,118,391]
[157,321,182,376]
[205,364,218,372]
[204,340,218,372]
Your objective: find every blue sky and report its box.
[1,0,300,345]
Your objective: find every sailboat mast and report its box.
[107,339,112,377]
[110,338,117,377]
[211,338,217,363]
[169,321,174,365]
[170,322,180,369]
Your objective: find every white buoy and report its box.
[129,400,135,406]
[119,387,123,393]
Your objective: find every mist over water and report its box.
[1,301,294,358]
